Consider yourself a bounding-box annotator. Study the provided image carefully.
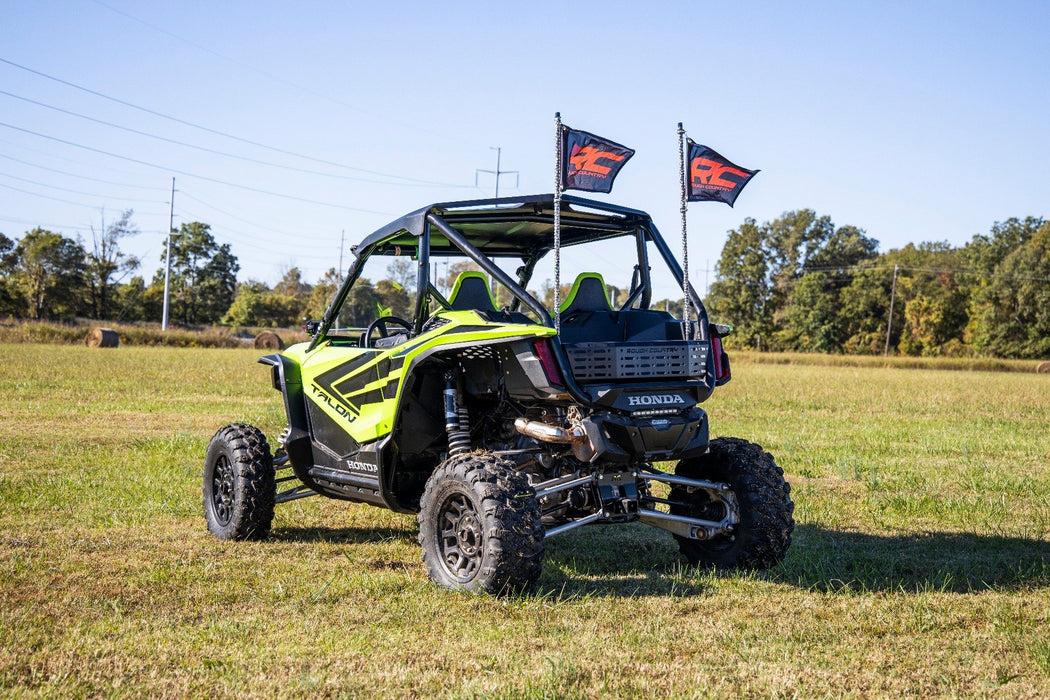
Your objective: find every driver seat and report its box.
[448,271,498,313]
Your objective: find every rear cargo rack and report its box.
[563,341,708,381]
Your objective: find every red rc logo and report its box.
[691,157,750,190]
[570,145,626,177]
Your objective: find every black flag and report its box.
[561,127,635,193]
[686,140,759,206]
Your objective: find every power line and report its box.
[0,214,164,235]
[0,171,166,204]
[0,134,155,181]
[178,191,303,238]
[0,153,165,190]
[173,206,335,259]
[83,1,476,148]
[0,56,470,188]
[802,263,1050,283]
[0,121,392,215]
[0,89,456,187]
[0,180,164,215]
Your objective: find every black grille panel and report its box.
[565,342,708,381]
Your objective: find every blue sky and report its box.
[2,0,1048,297]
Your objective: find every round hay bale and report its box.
[253,330,284,350]
[1037,361,1050,374]
[85,327,119,348]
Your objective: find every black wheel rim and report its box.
[437,493,483,582]
[211,455,235,525]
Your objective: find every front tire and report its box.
[669,437,794,570]
[418,453,544,594]
[203,423,276,540]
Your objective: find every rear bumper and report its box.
[576,408,709,464]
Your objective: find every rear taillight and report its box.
[711,336,731,384]
[533,339,564,386]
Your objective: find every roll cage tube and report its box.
[426,213,553,325]
[309,241,374,352]
[426,212,600,405]
[413,223,431,335]
[635,228,653,310]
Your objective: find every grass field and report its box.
[2,345,1049,698]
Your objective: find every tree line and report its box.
[2,209,1047,358]
[706,211,1050,359]
[0,211,412,329]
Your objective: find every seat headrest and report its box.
[448,271,498,313]
[560,273,612,314]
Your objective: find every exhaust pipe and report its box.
[513,417,584,444]
[514,417,597,462]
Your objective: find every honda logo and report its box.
[627,394,687,407]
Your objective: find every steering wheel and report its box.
[363,316,413,348]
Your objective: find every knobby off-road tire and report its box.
[418,453,544,595]
[670,437,794,570]
[203,423,276,541]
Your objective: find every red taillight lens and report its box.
[711,336,730,383]
[533,339,564,386]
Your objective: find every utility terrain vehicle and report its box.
[203,194,794,593]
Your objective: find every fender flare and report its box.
[258,353,315,473]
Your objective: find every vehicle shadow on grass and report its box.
[270,525,416,546]
[536,522,1050,598]
[776,524,1050,594]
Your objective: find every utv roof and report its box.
[357,193,656,258]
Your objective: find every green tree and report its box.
[305,268,340,321]
[886,243,968,356]
[962,216,1044,277]
[838,262,895,354]
[261,292,304,327]
[323,278,383,327]
[707,218,772,349]
[85,209,139,320]
[9,228,87,319]
[115,276,148,322]
[0,233,28,317]
[386,258,417,295]
[273,266,312,300]
[376,279,412,318]
[776,272,841,352]
[970,221,1050,358]
[223,281,268,326]
[764,210,836,320]
[776,223,880,352]
[709,212,879,352]
[157,222,239,325]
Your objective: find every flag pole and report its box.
[678,122,692,339]
[553,112,563,333]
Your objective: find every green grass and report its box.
[2,345,1049,697]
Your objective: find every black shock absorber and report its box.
[443,371,471,457]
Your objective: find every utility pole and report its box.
[475,147,518,198]
[884,264,899,356]
[161,177,175,331]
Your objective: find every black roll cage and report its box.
[310,193,709,353]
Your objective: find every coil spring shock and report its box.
[443,372,471,457]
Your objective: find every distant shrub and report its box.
[0,318,305,349]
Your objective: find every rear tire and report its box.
[203,423,276,541]
[670,437,794,570]
[418,453,544,594]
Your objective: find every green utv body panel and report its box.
[288,309,555,445]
